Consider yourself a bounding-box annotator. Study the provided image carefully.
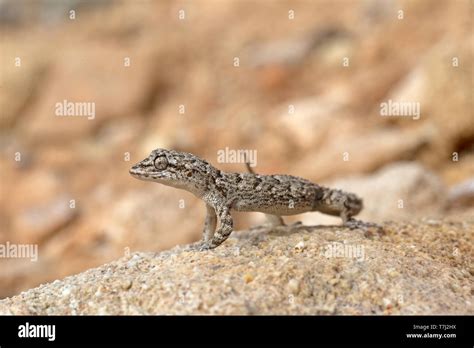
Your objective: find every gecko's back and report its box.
[223,172,324,215]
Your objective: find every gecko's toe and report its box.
[344,218,361,230]
[344,218,384,235]
[186,241,211,251]
[195,241,217,251]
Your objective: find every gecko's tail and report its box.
[317,187,363,218]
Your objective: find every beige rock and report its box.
[12,195,78,244]
[2,168,76,244]
[0,220,471,315]
[300,162,446,226]
[20,44,161,141]
[0,41,49,129]
[381,37,473,166]
[270,92,353,150]
[294,126,434,181]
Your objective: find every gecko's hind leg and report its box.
[265,214,285,227]
[266,215,303,235]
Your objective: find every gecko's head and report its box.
[129,148,215,195]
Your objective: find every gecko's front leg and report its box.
[198,204,233,250]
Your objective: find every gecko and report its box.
[130,148,378,250]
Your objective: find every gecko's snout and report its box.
[129,164,143,177]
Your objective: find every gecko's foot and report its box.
[344,218,384,236]
[186,241,211,251]
[264,214,286,227]
[197,243,213,251]
[283,221,303,232]
[268,221,302,234]
[188,240,220,251]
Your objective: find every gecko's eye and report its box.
[154,156,168,170]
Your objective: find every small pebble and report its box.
[243,274,254,283]
[294,241,306,251]
[287,279,300,294]
[121,279,133,290]
[382,298,392,308]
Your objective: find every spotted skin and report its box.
[130,148,370,250]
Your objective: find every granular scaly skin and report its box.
[130,148,368,250]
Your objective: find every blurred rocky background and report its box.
[0,0,472,299]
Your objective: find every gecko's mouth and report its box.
[129,165,140,176]
[129,165,153,179]
[129,165,165,181]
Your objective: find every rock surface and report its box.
[1,220,472,315]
